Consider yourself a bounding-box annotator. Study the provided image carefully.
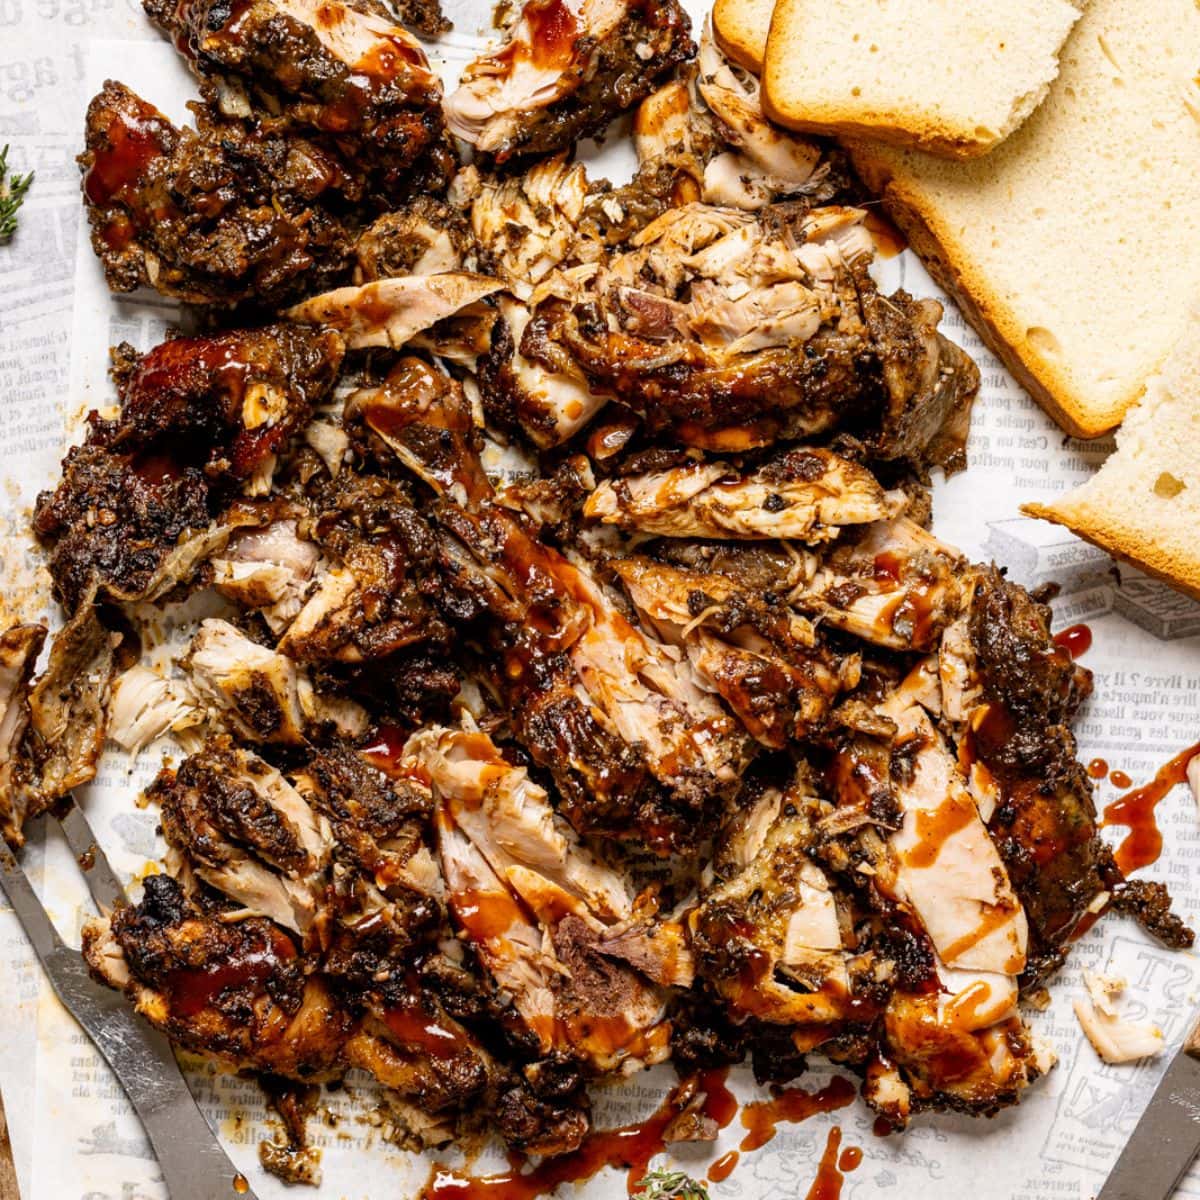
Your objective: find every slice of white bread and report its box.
[1024,320,1200,599]
[762,0,1084,158]
[849,0,1200,437]
[712,0,773,71]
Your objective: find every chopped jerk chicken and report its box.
[415,725,676,1073]
[445,0,694,163]
[33,326,343,611]
[437,503,753,850]
[585,449,906,541]
[1073,972,1164,1064]
[51,3,1189,1156]
[0,625,47,845]
[521,202,979,456]
[286,273,503,352]
[80,82,358,306]
[633,23,842,214]
[144,0,447,196]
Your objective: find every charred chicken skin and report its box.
[14,0,1183,1170]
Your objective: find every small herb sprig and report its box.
[0,145,34,245]
[632,1168,712,1200]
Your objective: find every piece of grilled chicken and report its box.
[144,0,448,198]
[634,21,847,213]
[522,201,978,458]
[33,325,344,613]
[80,82,358,306]
[444,0,694,163]
[414,726,686,1071]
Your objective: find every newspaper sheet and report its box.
[1,2,1199,1196]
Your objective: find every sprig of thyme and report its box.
[0,145,34,245]
[632,1168,711,1200]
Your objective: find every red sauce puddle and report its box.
[421,1069,738,1199]
[739,1076,857,1153]
[1102,739,1200,874]
[1087,758,1109,780]
[707,1149,739,1183]
[1109,770,1133,790]
[423,1071,863,1198]
[1052,623,1093,659]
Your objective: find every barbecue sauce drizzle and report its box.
[1103,739,1200,874]
[420,1071,859,1198]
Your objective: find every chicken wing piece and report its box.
[87,867,498,1122]
[84,874,352,1079]
[584,449,906,541]
[444,0,693,163]
[342,996,493,1115]
[144,0,445,189]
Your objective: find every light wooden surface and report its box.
[0,1086,20,1200]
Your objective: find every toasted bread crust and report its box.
[848,143,1147,438]
[761,102,996,160]
[1022,500,1200,602]
[712,0,772,70]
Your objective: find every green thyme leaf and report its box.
[0,144,35,245]
[631,1167,712,1200]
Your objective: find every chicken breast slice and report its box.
[585,449,906,541]
[286,274,503,351]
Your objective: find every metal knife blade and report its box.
[1098,1013,1200,1200]
[0,839,257,1200]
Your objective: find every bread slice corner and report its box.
[1023,325,1200,600]
[763,0,1084,159]
[712,0,773,72]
